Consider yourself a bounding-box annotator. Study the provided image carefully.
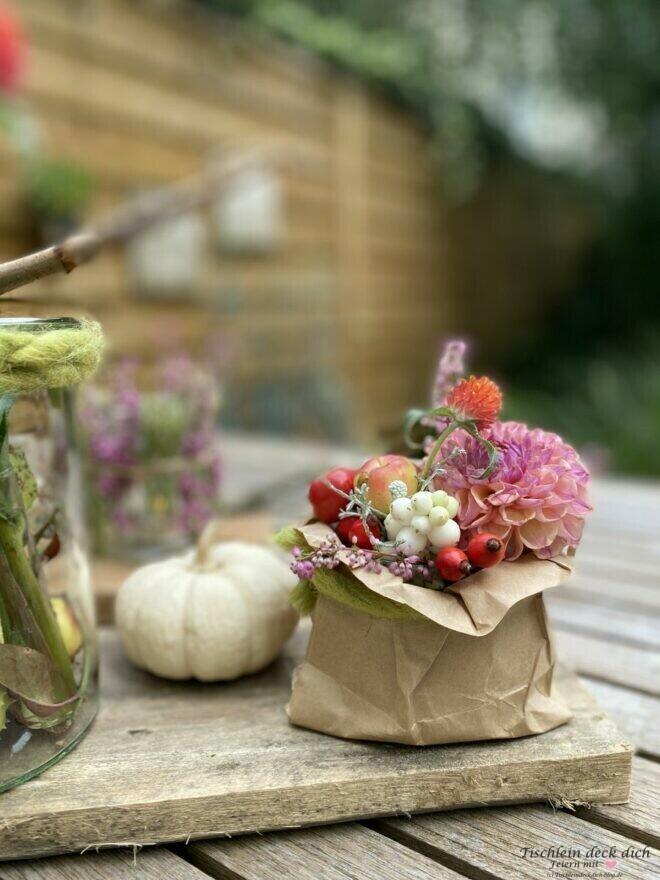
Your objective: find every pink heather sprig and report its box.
[289,551,315,581]
[432,339,467,407]
[388,559,415,580]
[346,543,383,572]
[388,554,436,583]
[419,340,468,438]
[290,540,341,579]
[347,545,370,569]
[291,541,442,586]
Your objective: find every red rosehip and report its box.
[466,533,505,569]
[308,467,356,523]
[336,516,382,549]
[435,547,471,582]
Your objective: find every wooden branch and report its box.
[0,145,300,296]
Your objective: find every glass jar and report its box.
[87,454,222,562]
[81,354,222,563]
[0,317,99,792]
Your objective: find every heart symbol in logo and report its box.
[604,859,619,871]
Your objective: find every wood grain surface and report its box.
[372,804,659,880]
[0,847,209,879]
[0,626,631,861]
[186,824,463,880]
[0,464,657,879]
[575,756,660,849]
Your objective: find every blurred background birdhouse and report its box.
[128,213,207,298]
[214,165,284,254]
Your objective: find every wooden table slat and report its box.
[186,824,463,880]
[581,531,660,566]
[555,631,660,697]
[0,848,210,879]
[554,575,660,616]
[577,554,660,590]
[372,803,660,880]
[547,594,660,650]
[578,678,660,759]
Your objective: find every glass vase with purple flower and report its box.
[0,317,102,792]
[82,354,222,562]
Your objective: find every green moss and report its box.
[312,565,423,621]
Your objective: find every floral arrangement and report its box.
[279,340,593,746]
[81,353,222,554]
[280,340,592,606]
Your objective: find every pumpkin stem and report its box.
[194,518,226,569]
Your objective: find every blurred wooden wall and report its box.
[0,0,450,443]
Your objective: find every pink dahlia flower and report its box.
[436,421,592,559]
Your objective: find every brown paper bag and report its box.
[288,526,573,745]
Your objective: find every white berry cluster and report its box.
[385,490,460,556]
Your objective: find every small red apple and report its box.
[435,547,471,582]
[354,454,418,512]
[466,533,505,568]
[308,467,356,524]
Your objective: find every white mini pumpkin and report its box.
[115,527,298,681]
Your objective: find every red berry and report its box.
[308,467,356,523]
[435,547,471,582]
[336,516,382,549]
[43,533,61,561]
[466,533,505,568]
[350,518,382,549]
[335,516,357,545]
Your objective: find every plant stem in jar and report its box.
[0,516,76,695]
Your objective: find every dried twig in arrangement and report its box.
[0,145,300,296]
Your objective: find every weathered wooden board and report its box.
[0,627,631,862]
[576,756,660,849]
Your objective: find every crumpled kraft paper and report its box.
[287,525,573,745]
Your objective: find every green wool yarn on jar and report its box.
[0,319,104,394]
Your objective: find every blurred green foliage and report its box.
[199,0,660,189]
[24,159,93,218]
[504,338,660,477]
[140,394,190,459]
[196,0,660,475]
